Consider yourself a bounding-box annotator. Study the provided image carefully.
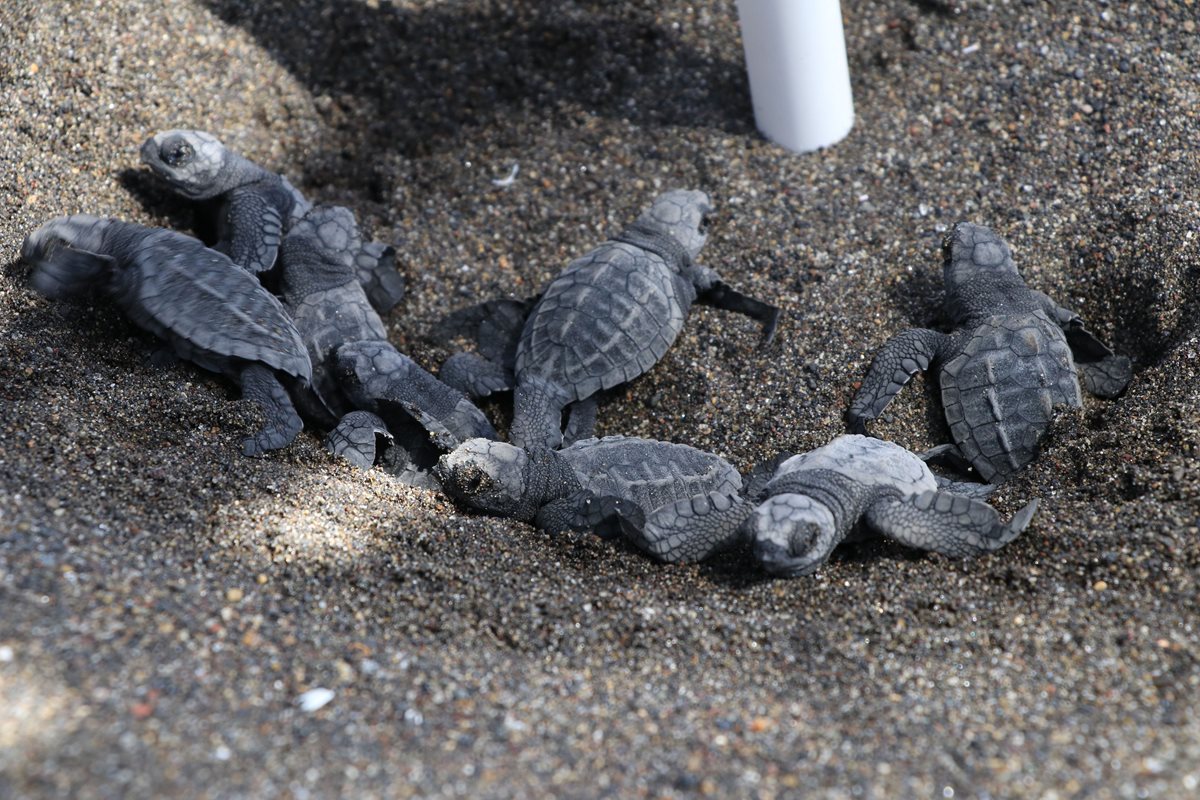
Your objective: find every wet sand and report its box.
[1,1,1198,797]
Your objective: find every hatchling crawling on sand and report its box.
[277,206,496,475]
[435,435,743,537]
[140,129,405,312]
[435,434,1035,576]
[438,189,780,450]
[630,434,1038,577]
[847,222,1132,483]
[23,215,311,457]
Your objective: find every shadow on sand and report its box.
[197,0,754,160]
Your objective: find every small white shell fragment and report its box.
[491,163,519,187]
[297,687,335,712]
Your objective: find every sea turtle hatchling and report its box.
[846,222,1132,483]
[438,189,780,450]
[140,129,405,312]
[434,435,743,538]
[23,215,312,457]
[276,205,497,475]
[625,434,1038,577]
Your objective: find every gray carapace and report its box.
[276,205,496,479]
[434,435,743,547]
[437,190,781,451]
[847,222,1132,483]
[23,215,312,457]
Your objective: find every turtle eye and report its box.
[162,142,194,167]
[698,213,710,236]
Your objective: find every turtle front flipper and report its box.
[864,491,1038,558]
[240,363,304,456]
[847,328,950,434]
[743,451,794,502]
[219,187,283,274]
[338,341,498,447]
[1065,323,1132,399]
[327,410,393,469]
[355,240,405,314]
[693,274,781,346]
[22,216,117,298]
[534,491,633,534]
[626,491,752,564]
[511,375,572,450]
[439,352,513,399]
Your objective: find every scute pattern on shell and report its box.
[771,434,937,495]
[516,244,690,402]
[941,313,1081,482]
[115,228,310,381]
[290,283,387,417]
[562,436,742,516]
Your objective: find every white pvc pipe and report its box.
[736,0,855,153]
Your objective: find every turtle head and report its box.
[750,494,839,577]
[942,222,1019,292]
[434,439,534,520]
[636,189,713,260]
[279,206,360,300]
[140,130,230,199]
[22,215,116,299]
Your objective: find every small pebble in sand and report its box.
[297,688,335,712]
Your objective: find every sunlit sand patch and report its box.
[0,662,79,767]
[210,468,445,568]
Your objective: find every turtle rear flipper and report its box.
[439,352,513,399]
[1077,353,1132,399]
[561,397,598,447]
[932,473,997,500]
[327,410,393,469]
[431,295,538,368]
[920,442,978,477]
[864,491,1037,558]
[626,492,752,564]
[240,363,304,457]
[355,240,405,314]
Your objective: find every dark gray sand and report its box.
[2,1,1199,797]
